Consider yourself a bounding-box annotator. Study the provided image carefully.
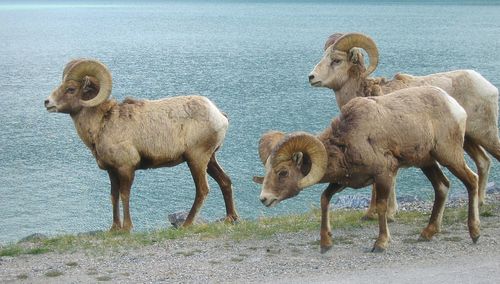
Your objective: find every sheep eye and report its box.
[331,59,342,65]
[278,170,289,178]
[66,87,76,94]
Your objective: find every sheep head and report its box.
[258,132,327,208]
[45,59,112,114]
[253,130,286,184]
[309,32,379,90]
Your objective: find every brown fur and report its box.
[45,60,239,231]
[258,86,480,253]
[310,37,500,215]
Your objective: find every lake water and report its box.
[1,0,499,245]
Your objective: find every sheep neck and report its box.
[333,79,365,108]
[316,132,349,185]
[70,102,114,157]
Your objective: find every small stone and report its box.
[168,211,207,228]
[19,233,48,243]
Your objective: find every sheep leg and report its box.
[108,170,122,231]
[183,158,210,227]
[361,185,378,220]
[207,153,239,223]
[464,138,491,206]
[419,162,450,241]
[363,183,397,222]
[117,168,135,232]
[445,161,480,243]
[320,183,344,254]
[372,176,394,253]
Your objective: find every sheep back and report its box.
[329,86,466,170]
[95,95,228,169]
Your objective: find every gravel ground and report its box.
[1,193,499,283]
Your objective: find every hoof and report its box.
[109,224,121,232]
[320,245,332,254]
[225,215,240,224]
[418,234,432,242]
[472,235,480,244]
[371,246,386,253]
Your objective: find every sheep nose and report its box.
[260,197,267,204]
[308,74,315,82]
[44,99,49,107]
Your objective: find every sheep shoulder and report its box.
[361,74,416,97]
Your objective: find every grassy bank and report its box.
[1,204,496,258]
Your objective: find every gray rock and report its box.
[333,195,370,209]
[77,230,103,237]
[19,233,48,243]
[168,211,207,228]
[487,182,500,193]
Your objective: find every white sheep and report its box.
[255,86,480,253]
[309,32,499,220]
[44,59,239,231]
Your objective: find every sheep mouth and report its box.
[310,81,323,87]
[46,106,58,113]
[264,199,280,208]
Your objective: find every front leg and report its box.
[320,183,344,254]
[372,175,395,252]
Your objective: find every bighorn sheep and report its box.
[309,32,500,220]
[44,59,239,231]
[254,86,480,253]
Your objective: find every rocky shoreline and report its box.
[1,185,499,283]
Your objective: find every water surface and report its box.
[1,0,499,244]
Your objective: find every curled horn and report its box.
[258,131,285,165]
[331,32,379,77]
[271,132,327,189]
[64,59,112,107]
[323,33,345,51]
[62,59,85,80]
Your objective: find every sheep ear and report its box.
[253,176,264,184]
[81,76,100,101]
[348,48,364,65]
[292,152,304,168]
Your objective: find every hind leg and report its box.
[362,185,378,220]
[207,153,239,223]
[362,183,398,222]
[419,162,450,241]
[464,138,491,206]
[439,155,480,243]
[183,153,211,227]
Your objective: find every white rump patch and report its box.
[435,87,467,123]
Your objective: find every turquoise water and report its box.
[0,0,499,244]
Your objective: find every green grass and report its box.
[44,270,63,277]
[0,204,495,258]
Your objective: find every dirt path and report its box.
[1,200,499,283]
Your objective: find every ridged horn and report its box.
[64,59,112,107]
[62,59,85,80]
[323,33,345,51]
[258,131,285,165]
[331,32,379,77]
[271,132,327,189]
